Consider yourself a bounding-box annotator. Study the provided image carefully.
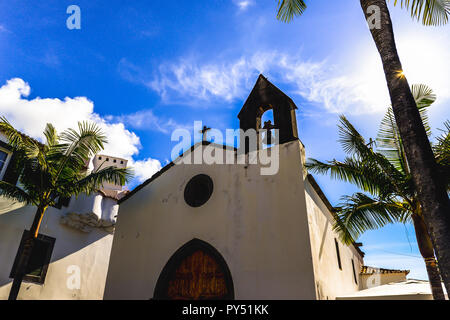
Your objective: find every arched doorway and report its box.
[153,239,234,300]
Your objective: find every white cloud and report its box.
[142,51,391,114]
[233,0,254,11]
[124,22,449,117]
[132,157,162,183]
[146,57,256,104]
[0,78,162,186]
[107,109,188,134]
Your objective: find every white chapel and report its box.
[103,75,367,300]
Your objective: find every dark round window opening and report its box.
[184,174,213,208]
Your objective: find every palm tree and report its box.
[276,0,450,295]
[0,118,132,300]
[306,84,449,299]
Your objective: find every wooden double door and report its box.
[154,239,234,300]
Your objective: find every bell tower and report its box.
[237,74,299,152]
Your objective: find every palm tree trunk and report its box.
[424,257,446,300]
[412,213,446,300]
[8,205,46,300]
[360,0,450,295]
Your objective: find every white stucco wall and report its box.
[304,179,363,300]
[0,196,114,300]
[104,141,318,300]
[360,272,407,290]
[60,193,118,231]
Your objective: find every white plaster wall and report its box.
[360,273,407,289]
[63,193,117,226]
[104,141,318,300]
[101,197,119,225]
[0,197,113,300]
[304,180,364,300]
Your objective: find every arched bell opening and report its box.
[260,108,276,148]
[238,75,299,153]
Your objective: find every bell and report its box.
[262,120,276,145]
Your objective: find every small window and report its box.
[113,159,117,163]
[10,230,56,284]
[335,239,342,270]
[106,158,109,161]
[0,147,19,185]
[352,259,358,284]
[184,174,214,207]
[0,150,8,173]
[120,160,124,164]
[98,156,102,160]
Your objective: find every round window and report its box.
[184,174,214,207]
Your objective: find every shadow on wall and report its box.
[0,199,110,288]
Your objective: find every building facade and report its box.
[103,75,365,300]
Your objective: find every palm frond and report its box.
[412,83,436,109]
[276,0,307,22]
[338,115,407,185]
[0,181,33,205]
[377,84,435,173]
[434,120,450,162]
[434,120,450,191]
[306,157,395,197]
[333,193,410,244]
[55,121,107,182]
[43,123,58,147]
[59,121,106,158]
[0,117,35,151]
[337,115,370,157]
[393,0,450,26]
[60,166,133,197]
[411,83,435,136]
[377,107,409,173]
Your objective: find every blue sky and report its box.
[0,0,449,280]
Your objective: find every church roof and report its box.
[237,74,297,119]
[361,266,410,275]
[118,141,236,204]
